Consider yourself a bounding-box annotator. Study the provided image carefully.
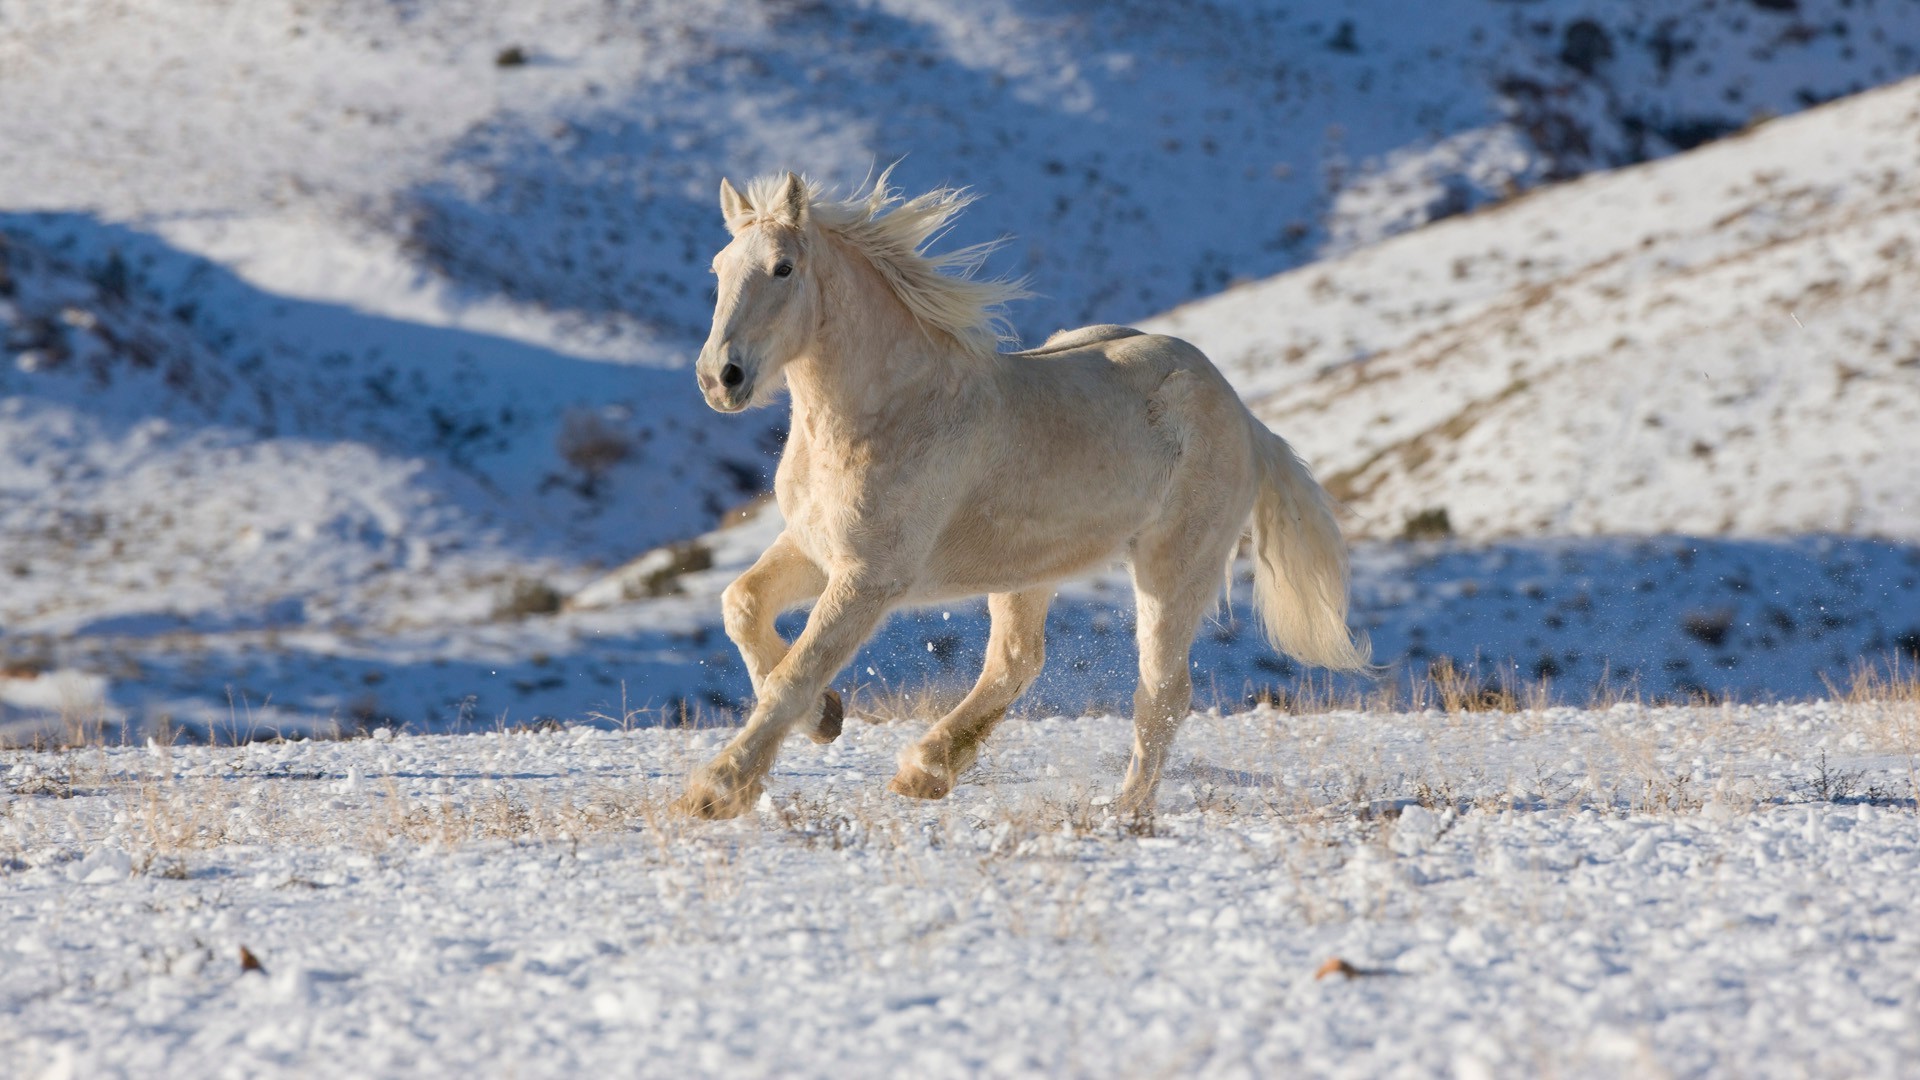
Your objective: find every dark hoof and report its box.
[808,689,844,744]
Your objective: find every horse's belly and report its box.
[918,492,1150,596]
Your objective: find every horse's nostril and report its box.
[720,363,745,389]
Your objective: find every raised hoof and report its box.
[807,689,845,745]
[887,761,953,801]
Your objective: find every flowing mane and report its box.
[740,169,1029,355]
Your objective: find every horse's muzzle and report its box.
[697,346,753,412]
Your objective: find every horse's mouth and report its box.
[703,386,751,412]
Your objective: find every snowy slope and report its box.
[4,0,1918,350]
[0,222,768,630]
[10,9,1920,1071]
[16,498,1907,744]
[1151,73,1920,541]
[6,2,1920,735]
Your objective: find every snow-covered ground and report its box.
[9,5,1920,1075]
[5,698,1918,1076]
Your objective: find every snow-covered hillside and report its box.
[5,0,1917,349]
[1153,73,1920,541]
[6,2,1920,735]
[0,222,766,626]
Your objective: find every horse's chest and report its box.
[775,476,836,552]
[774,438,886,559]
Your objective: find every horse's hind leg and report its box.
[890,586,1052,800]
[721,531,842,742]
[1117,522,1245,817]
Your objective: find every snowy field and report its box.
[5,697,1919,1077]
[7,5,1920,1073]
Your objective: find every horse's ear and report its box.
[771,171,809,229]
[719,177,752,235]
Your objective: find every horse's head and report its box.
[697,172,818,413]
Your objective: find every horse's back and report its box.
[995,326,1246,471]
[1013,324,1229,400]
[1017,324,1145,356]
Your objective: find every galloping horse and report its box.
[678,170,1369,818]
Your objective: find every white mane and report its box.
[742,168,1029,355]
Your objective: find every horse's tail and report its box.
[1246,423,1374,672]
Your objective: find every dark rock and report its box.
[1560,19,1614,76]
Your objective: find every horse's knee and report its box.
[1005,639,1046,692]
[721,577,762,640]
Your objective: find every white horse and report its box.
[678,170,1369,819]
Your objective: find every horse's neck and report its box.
[784,251,975,440]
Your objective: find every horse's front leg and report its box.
[722,530,843,742]
[680,573,903,819]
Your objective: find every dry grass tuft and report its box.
[1830,655,1920,707]
[1422,657,1521,714]
[844,677,971,726]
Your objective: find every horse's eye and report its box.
[773,262,794,278]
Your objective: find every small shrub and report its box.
[633,541,713,598]
[555,410,635,498]
[1681,609,1734,648]
[1804,751,1858,802]
[1400,507,1453,541]
[8,770,77,798]
[1,654,49,679]
[1559,18,1613,75]
[494,577,563,620]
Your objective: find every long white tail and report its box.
[1247,425,1373,672]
